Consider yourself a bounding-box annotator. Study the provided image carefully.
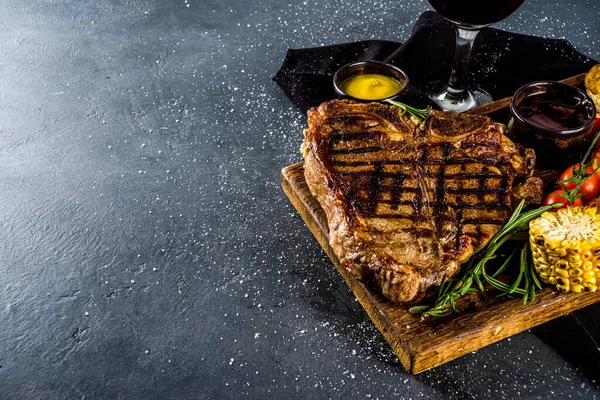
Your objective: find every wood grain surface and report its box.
[280,73,600,374]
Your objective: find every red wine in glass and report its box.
[428,0,525,28]
[426,0,526,112]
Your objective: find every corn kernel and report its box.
[569,269,583,278]
[571,276,583,285]
[583,271,596,281]
[570,284,584,293]
[555,267,569,279]
[555,247,568,257]
[557,283,570,293]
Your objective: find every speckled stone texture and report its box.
[0,0,599,399]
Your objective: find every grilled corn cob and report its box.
[529,206,600,293]
[585,64,600,110]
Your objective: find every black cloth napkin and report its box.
[274,10,598,113]
[274,11,600,379]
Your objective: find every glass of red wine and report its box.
[426,0,526,112]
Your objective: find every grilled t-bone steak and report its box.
[301,100,543,302]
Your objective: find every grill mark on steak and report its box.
[444,187,505,193]
[433,143,451,209]
[377,198,507,210]
[365,162,384,215]
[338,171,504,182]
[367,214,505,224]
[388,168,407,211]
[332,160,507,170]
[331,153,506,167]
[332,131,382,140]
[336,170,503,179]
[330,147,382,154]
[453,197,465,252]
[332,160,500,170]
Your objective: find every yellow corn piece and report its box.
[585,64,600,111]
[529,206,600,293]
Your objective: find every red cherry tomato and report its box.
[543,189,584,209]
[592,116,600,136]
[558,164,600,204]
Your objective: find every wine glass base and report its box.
[426,81,493,113]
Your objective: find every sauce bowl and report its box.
[507,80,596,170]
[333,61,409,102]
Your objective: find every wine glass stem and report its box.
[447,27,480,98]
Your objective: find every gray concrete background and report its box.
[0,0,599,398]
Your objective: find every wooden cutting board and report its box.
[280,73,600,375]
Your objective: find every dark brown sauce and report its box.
[517,92,591,131]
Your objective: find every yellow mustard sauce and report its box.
[340,73,404,100]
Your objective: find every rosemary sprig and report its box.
[409,200,560,317]
[385,100,432,122]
